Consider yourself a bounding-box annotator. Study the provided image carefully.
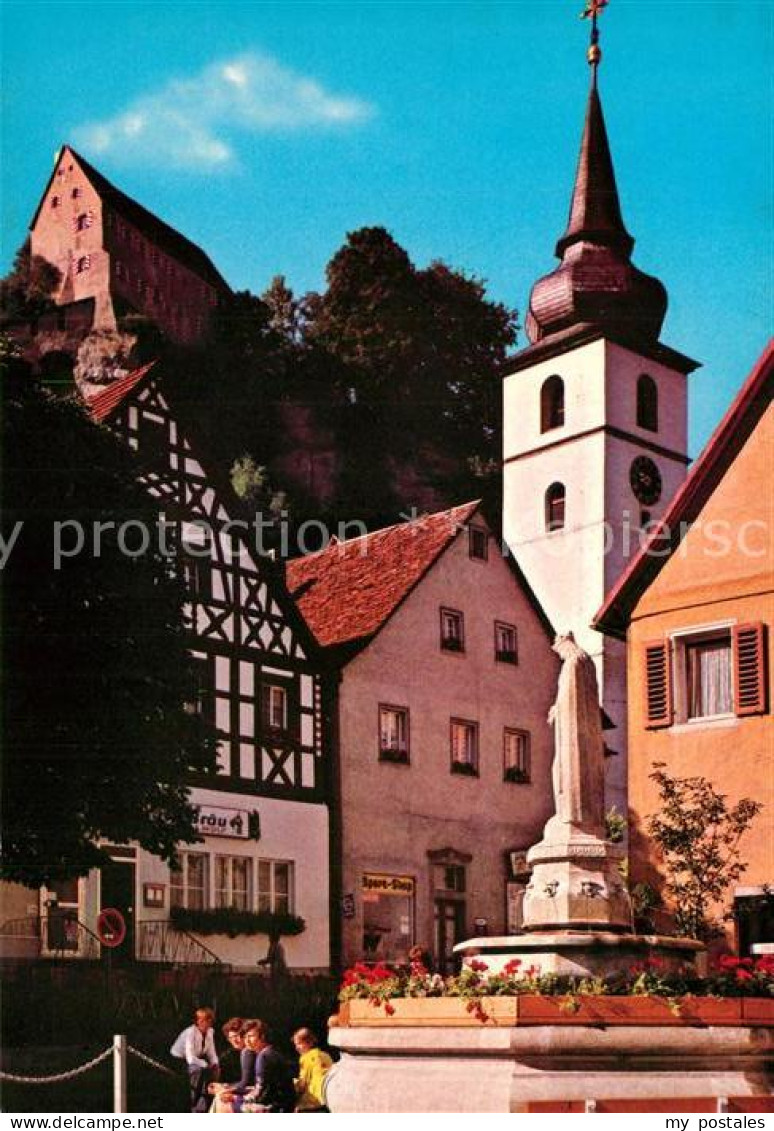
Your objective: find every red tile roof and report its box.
[286,501,481,651]
[594,339,774,639]
[88,361,156,423]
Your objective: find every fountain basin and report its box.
[326,1003,774,1112]
[454,930,703,977]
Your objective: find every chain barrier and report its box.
[0,1046,113,1085]
[127,1045,178,1077]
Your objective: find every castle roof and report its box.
[31,146,230,294]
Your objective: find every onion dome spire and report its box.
[525,1,668,345]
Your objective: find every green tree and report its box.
[0,239,61,328]
[1,357,218,885]
[231,455,289,520]
[304,226,518,524]
[646,762,763,940]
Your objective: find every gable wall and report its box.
[337,519,560,964]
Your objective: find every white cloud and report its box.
[73,51,374,170]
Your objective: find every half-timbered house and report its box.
[1,362,333,972]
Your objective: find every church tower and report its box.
[502,6,700,817]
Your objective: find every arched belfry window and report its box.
[545,483,566,533]
[637,374,658,432]
[541,375,565,432]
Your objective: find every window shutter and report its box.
[733,623,768,716]
[645,640,672,728]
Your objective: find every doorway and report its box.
[434,898,466,975]
[100,859,136,962]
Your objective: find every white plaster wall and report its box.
[604,341,688,457]
[337,517,560,964]
[502,336,690,821]
[503,339,608,459]
[137,786,330,970]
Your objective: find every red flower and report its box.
[735,968,754,982]
[384,1001,396,1015]
[468,959,489,973]
[717,955,741,971]
[503,959,522,976]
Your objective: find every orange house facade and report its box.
[595,342,774,952]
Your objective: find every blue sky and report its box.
[2,1,770,453]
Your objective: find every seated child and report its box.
[292,1028,333,1112]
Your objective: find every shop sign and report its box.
[195,805,257,839]
[362,873,415,897]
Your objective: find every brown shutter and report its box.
[734,623,768,716]
[645,640,672,728]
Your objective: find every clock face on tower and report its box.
[630,456,662,505]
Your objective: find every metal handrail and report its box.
[0,916,42,937]
[136,919,226,967]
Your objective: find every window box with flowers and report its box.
[380,746,410,766]
[451,760,479,777]
[504,766,530,785]
[170,906,305,939]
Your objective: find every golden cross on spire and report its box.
[580,0,608,70]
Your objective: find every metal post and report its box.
[113,1034,127,1113]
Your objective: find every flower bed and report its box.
[335,955,774,1026]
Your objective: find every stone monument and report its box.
[455,632,701,976]
[522,632,632,933]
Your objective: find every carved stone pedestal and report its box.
[523,824,632,932]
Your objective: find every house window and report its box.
[545,482,566,532]
[215,856,251,911]
[257,860,293,915]
[684,632,733,719]
[637,374,659,432]
[450,719,478,776]
[379,705,409,764]
[541,375,565,432]
[75,212,92,231]
[645,623,768,729]
[495,622,518,664]
[71,187,82,199]
[469,526,488,561]
[136,413,165,456]
[181,556,212,602]
[261,684,288,731]
[504,728,530,783]
[185,655,212,718]
[170,852,209,910]
[440,608,465,652]
[75,256,91,274]
[362,873,415,963]
[433,863,466,893]
[51,195,61,209]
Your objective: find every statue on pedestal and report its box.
[547,633,606,839]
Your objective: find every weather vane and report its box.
[580,0,608,69]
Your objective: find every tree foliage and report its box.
[646,762,763,940]
[0,239,61,328]
[1,357,218,886]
